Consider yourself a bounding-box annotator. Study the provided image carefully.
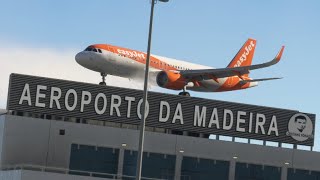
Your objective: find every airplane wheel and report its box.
[99,72,107,86]
[99,82,106,86]
[179,92,190,97]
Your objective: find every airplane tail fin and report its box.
[227,38,257,69]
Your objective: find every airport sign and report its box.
[7,74,316,146]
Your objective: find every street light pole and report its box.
[136,0,168,179]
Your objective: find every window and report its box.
[69,144,119,176]
[59,129,65,135]
[181,156,229,180]
[235,163,281,180]
[93,48,97,52]
[85,47,92,51]
[123,150,176,180]
[288,168,320,180]
[98,49,102,53]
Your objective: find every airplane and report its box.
[75,38,284,96]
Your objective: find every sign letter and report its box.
[267,115,279,136]
[194,106,207,127]
[172,103,184,124]
[65,89,77,111]
[159,101,170,122]
[35,85,47,108]
[236,111,246,132]
[19,83,31,106]
[94,93,107,115]
[223,109,233,130]
[80,91,92,112]
[50,87,61,109]
[255,113,266,134]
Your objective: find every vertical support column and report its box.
[281,166,287,180]
[174,153,183,180]
[117,148,125,179]
[229,160,236,180]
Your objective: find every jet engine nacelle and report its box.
[156,71,186,90]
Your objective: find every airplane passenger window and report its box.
[93,49,97,52]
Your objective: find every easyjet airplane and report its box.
[75,39,284,96]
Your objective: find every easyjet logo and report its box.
[234,41,255,67]
[117,49,145,59]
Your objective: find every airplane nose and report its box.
[75,52,87,65]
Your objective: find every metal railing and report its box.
[1,164,167,180]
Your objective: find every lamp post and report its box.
[136,0,168,180]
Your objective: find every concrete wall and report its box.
[1,115,51,167]
[0,116,5,168]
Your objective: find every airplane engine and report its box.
[156,71,186,90]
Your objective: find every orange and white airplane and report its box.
[75,38,284,96]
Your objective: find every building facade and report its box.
[0,112,319,180]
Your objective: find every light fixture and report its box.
[284,162,290,165]
[233,156,238,159]
[179,150,184,153]
[121,143,127,147]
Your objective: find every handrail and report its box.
[1,164,167,180]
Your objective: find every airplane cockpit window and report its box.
[85,47,93,51]
[84,47,102,53]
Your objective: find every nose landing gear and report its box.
[99,72,107,86]
[178,86,191,97]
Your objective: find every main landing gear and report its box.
[178,86,191,97]
[99,72,107,86]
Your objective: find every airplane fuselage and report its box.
[75,44,256,92]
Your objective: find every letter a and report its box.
[208,108,220,129]
[19,83,31,106]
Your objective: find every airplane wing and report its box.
[179,46,285,81]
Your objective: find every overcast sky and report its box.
[0,0,319,149]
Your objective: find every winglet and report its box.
[275,46,285,62]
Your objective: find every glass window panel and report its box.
[235,162,281,180]
[69,144,119,175]
[181,156,229,180]
[123,150,176,180]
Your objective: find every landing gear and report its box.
[99,73,107,86]
[179,91,190,96]
[178,86,191,97]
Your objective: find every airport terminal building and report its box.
[0,74,318,180]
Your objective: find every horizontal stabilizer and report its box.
[240,77,282,84]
